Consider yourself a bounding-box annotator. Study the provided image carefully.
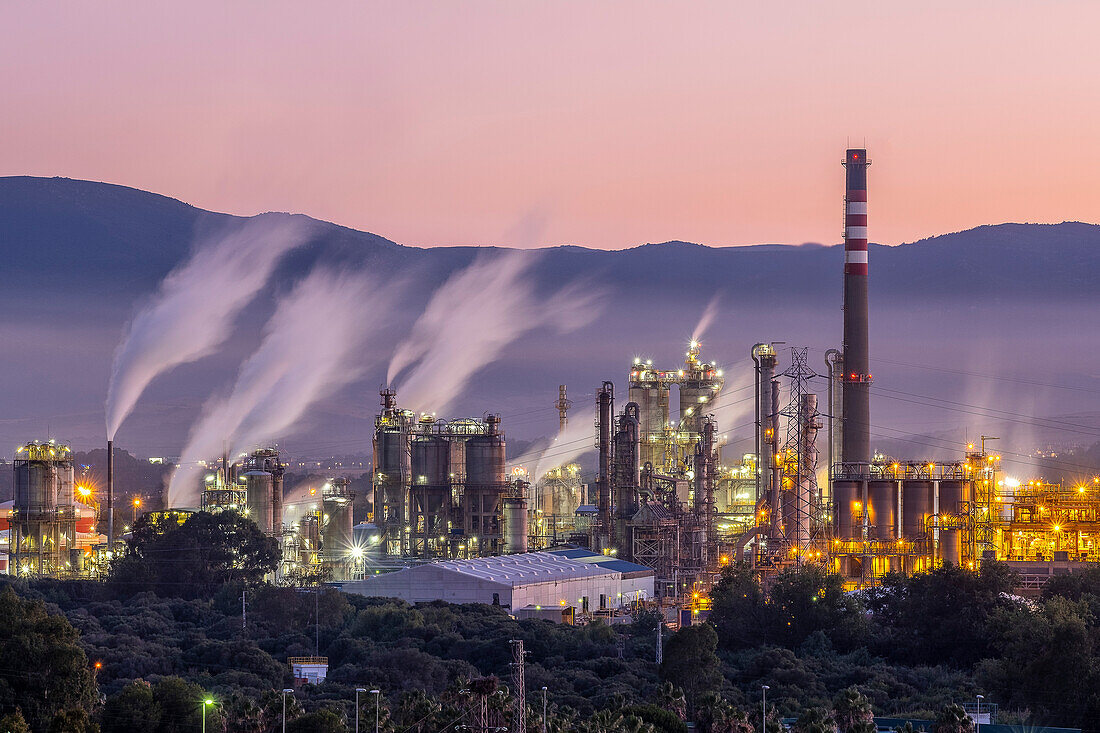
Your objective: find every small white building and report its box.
[342,549,654,614]
[289,656,329,686]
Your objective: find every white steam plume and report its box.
[532,414,596,481]
[388,251,599,414]
[168,267,388,506]
[710,365,757,441]
[105,216,313,439]
[691,293,721,345]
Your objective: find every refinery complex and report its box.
[5,148,1098,609]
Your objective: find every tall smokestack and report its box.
[106,439,114,548]
[556,385,570,435]
[841,148,871,465]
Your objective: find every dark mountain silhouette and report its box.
[2,176,1099,479]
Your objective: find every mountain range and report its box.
[2,176,1099,479]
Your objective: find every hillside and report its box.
[2,176,1099,477]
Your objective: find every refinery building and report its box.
[9,147,1100,607]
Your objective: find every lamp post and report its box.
[282,688,294,733]
[371,689,381,733]
[355,688,367,733]
[761,685,770,733]
[976,694,984,733]
[132,497,141,522]
[541,686,548,733]
[202,698,214,733]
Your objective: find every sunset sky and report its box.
[3,1,1098,249]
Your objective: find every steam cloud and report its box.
[532,414,596,481]
[388,251,599,414]
[168,267,389,506]
[691,293,721,344]
[105,216,313,439]
[508,403,596,482]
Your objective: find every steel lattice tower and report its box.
[778,348,826,562]
[510,639,527,733]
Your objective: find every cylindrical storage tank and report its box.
[679,383,712,434]
[938,480,971,517]
[412,435,451,486]
[271,471,284,535]
[502,497,528,554]
[941,529,961,565]
[14,462,55,511]
[465,435,506,486]
[323,500,354,556]
[242,471,274,534]
[376,429,410,475]
[833,480,861,540]
[636,382,669,470]
[302,514,321,550]
[868,480,898,540]
[902,480,935,540]
[56,463,75,506]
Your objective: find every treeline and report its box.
[0,510,1096,731]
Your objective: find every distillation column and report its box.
[595,382,614,551]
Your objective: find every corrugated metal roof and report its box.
[431,551,616,585]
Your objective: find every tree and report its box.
[0,586,96,730]
[578,711,655,733]
[0,710,31,733]
[48,708,98,733]
[660,625,722,715]
[101,681,160,733]
[708,564,771,649]
[656,682,687,721]
[286,709,348,733]
[868,562,1018,665]
[692,693,752,733]
[791,707,836,733]
[619,705,688,733]
[768,565,864,649]
[831,687,873,733]
[932,704,973,733]
[153,677,223,733]
[752,704,785,733]
[111,510,279,598]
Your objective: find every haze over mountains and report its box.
[2,176,1099,479]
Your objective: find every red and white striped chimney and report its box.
[841,148,871,465]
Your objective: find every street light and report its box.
[355,688,367,733]
[541,686,548,733]
[282,688,294,733]
[132,497,142,522]
[371,689,381,733]
[976,694,984,733]
[761,685,770,733]
[202,698,214,733]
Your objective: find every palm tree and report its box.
[933,704,974,733]
[792,707,837,733]
[656,682,687,721]
[832,687,874,733]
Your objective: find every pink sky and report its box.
[3,2,1098,249]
